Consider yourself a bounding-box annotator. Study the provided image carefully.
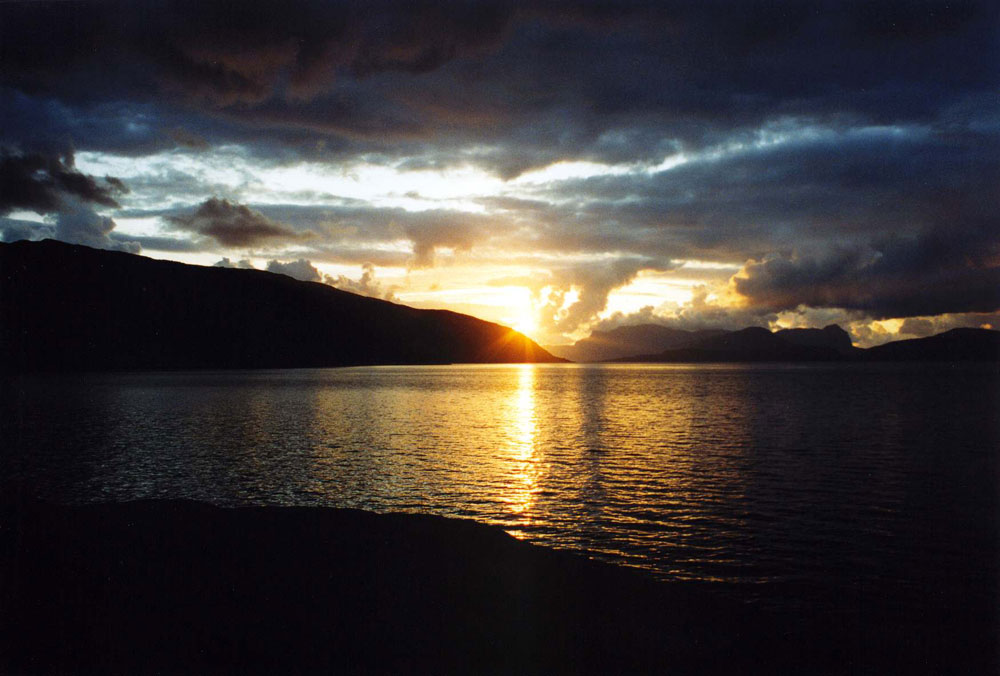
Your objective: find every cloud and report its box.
[118,235,201,252]
[591,285,777,335]
[0,147,137,253]
[266,258,322,282]
[51,199,140,253]
[407,221,485,268]
[1,0,996,338]
[1,217,55,242]
[0,148,126,215]
[1,1,994,173]
[167,198,312,248]
[529,257,673,337]
[214,257,257,269]
[264,256,397,299]
[327,263,397,301]
[0,1,515,107]
[732,225,1000,319]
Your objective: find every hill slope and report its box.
[617,325,997,363]
[548,323,858,362]
[864,328,1000,361]
[0,240,563,372]
[621,326,848,362]
[546,324,727,362]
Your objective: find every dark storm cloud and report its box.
[0,148,126,215]
[526,123,1000,319]
[733,226,1000,319]
[1,0,995,169]
[167,198,314,248]
[0,0,515,106]
[537,123,1000,258]
[0,147,138,253]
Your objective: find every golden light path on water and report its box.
[503,365,539,529]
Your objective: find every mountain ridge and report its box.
[550,322,998,363]
[0,240,564,372]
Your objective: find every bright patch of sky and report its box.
[604,270,699,317]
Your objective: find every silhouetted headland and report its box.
[1,498,994,675]
[862,327,1000,361]
[550,322,999,363]
[0,240,563,372]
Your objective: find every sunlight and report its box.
[257,160,501,212]
[510,311,538,338]
[505,364,539,521]
[494,286,538,339]
[604,270,699,317]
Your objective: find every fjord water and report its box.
[3,363,997,613]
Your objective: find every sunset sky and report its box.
[1,0,997,346]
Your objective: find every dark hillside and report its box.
[0,240,563,372]
[864,328,1000,361]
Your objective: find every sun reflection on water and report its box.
[504,364,539,531]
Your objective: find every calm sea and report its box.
[3,363,998,613]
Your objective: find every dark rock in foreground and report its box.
[0,240,563,372]
[1,500,995,675]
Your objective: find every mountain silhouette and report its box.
[619,326,848,362]
[776,325,857,355]
[550,323,857,362]
[547,324,727,362]
[863,328,1000,361]
[607,324,996,363]
[0,240,563,372]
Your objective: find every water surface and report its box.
[3,363,997,612]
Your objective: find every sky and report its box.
[1,0,998,347]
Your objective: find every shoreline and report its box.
[1,499,995,674]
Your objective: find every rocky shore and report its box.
[1,499,994,674]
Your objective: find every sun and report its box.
[511,308,538,338]
[499,287,539,339]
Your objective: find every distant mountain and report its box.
[550,322,857,363]
[603,323,997,363]
[621,327,847,363]
[863,328,1000,362]
[0,240,563,372]
[776,325,857,355]
[546,324,728,362]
